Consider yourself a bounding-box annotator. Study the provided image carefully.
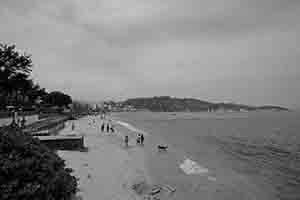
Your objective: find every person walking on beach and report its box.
[17,118,21,128]
[101,123,105,132]
[110,124,115,133]
[106,123,110,133]
[21,116,26,128]
[140,133,144,145]
[136,134,141,145]
[124,135,129,147]
[71,122,75,131]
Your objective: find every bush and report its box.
[0,127,77,200]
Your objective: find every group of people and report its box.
[93,114,145,147]
[15,117,26,128]
[9,111,26,128]
[136,133,144,145]
[124,133,145,147]
[101,123,115,133]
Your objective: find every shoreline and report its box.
[59,112,280,200]
[58,115,153,200]
[111,112,276,200]
[112,115,228,200]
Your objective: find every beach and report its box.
[57,111,300,200]
[58,116,153,200]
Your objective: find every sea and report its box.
[113,111,300,200]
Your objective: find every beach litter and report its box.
[143,184,176,200]
[149,186,161,195]
[162,185,176,193]
[131,180,149,195]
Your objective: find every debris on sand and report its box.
[149,186,161,195]
[162,185,176,193]
[131,181,149,195]
[134,183,177,200]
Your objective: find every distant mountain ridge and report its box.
[122,96,289,112]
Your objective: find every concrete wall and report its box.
[37,136,84,150]
[30,122,66,136]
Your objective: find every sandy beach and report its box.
[57,113,279,200]
[58,116,153,200]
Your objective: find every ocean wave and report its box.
[179,158,209,175]
[115,120,149,136]
[212,136,300,200]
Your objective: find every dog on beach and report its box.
[157,145,168,151]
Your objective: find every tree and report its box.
[72,101,91,113]
[0,43,73,110]
[0,43,33,106]
[0,43,32,84]
[25,84,48,105]
[0,127,77,200]
[44,91,72,107]
[8,73,32,104]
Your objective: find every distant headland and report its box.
[114,96,289,112]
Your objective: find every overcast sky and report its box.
[1,0,300,107]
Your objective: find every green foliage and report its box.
[44,91,72,107]
[0,43,32,78]
[0,127,77,200]
[0,43,32,91]
[72,101,91,114]
[0,43,42,107]
[0,42,73,110]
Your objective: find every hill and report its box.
[122,96,288,112]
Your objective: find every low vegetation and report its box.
[0,127,77,200]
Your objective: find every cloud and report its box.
[1,0,300,106]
